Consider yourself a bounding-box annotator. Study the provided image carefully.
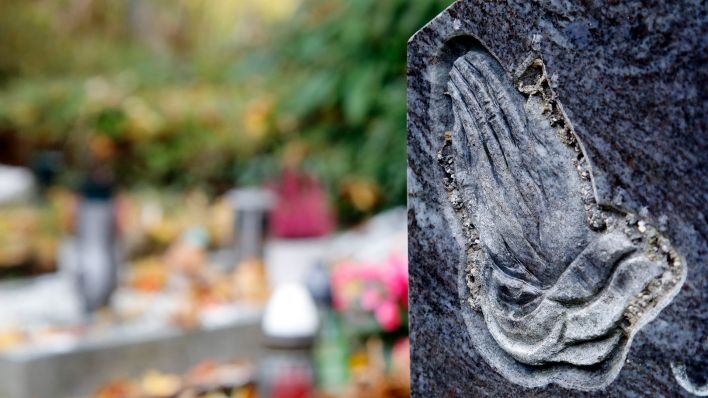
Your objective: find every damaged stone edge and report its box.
[512,54,686,333]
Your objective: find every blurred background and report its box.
[0,0,451,397]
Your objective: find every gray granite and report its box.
[408,0,706,396]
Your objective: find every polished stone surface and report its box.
[408,0,706,396]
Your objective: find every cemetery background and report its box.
[0,0,452,397]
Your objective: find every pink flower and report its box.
[382,254,409,307]
[375,300,402,332]
[357,264,382,282]
[331,255,409,315]
[361,288,383,311]
[331,262,355,287]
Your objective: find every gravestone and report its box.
[407,0,706,396]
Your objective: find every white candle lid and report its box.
[261,283,319,340]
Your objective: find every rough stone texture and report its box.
[441,46,686,390]
[408,0,706,396]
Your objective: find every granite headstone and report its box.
[408,1,706,396]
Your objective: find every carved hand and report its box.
[447,50,662,366]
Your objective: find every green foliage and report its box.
[239,0,453,223]
[0,0,453,225]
